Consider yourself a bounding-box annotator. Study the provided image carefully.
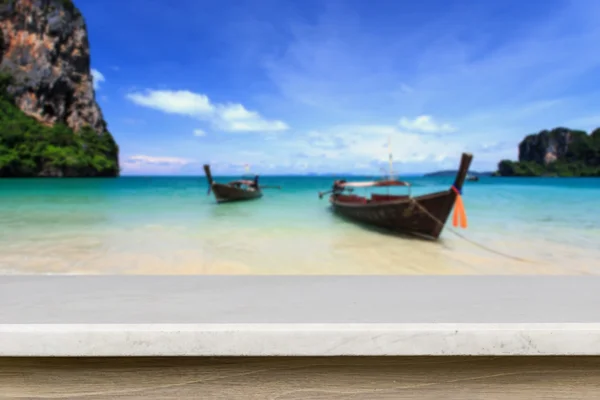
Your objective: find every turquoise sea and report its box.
[1,176,599,275]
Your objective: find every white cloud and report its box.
[398,115,456,134]
[290,123,466,169]
[91,69,105,90]
[126,155,192,166]
[127,90,213,116]
[193,129,206,137]
[187,119,479,173]
[195,114,479,174]
[126,89,289,133]
[121,155,195,175]
[213,103,289,132]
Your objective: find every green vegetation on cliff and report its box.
[497,127,600,177]
[0,74,119,177]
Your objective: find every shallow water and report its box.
[1,176,599,275]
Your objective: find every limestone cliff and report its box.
[0,0,106,132]
[497,127,600,177]
[0,0,119,177]
[517,128,583,165]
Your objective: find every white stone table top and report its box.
[1,276,599,356]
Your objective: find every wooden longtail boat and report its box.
[318,153,473,240]
[203,164,280,203]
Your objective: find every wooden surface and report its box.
[2,357,600,399]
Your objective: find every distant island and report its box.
[424,170,494,178]
[496,127,600,177]
[0,0,119,177]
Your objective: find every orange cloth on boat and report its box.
[451,186,468,229]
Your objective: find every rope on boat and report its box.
[408,198,543,264]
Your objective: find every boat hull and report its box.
[211,183,262,203]
[329,190,456,240]
[324,152,473,240]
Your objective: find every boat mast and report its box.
[387,135,393,195]
[387,135,394,180]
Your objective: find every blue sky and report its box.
[80,0,600,175]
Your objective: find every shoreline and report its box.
[1,224,597,275]
[1,175,598,276]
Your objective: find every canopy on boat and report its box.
[338,179,410,188]
[229,179,255,186]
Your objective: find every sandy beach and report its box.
[1,176,598,275]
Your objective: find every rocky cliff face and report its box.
[497,127,600,177]
[0,0,107,134]
[517,127,584,165]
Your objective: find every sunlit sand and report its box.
[1,223,597,275]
